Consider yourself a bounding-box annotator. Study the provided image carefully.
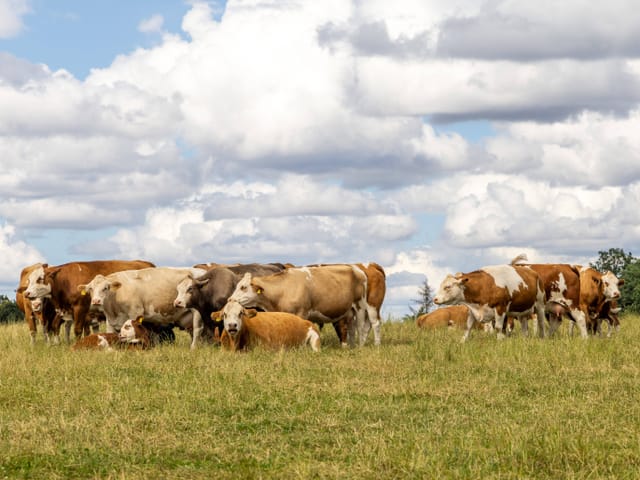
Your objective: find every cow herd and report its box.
[15,260,385,352]
[420,254,623,342]
[14,254,624,352]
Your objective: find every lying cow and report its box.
[434,264,546,342]
[71,333,121,351]
[78,267,206,349]
[118,317,156,349]
[214,300,321,352]
[416,305,482,330]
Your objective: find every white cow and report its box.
[78,267,206,350]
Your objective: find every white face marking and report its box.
[119,319,140,343]
[84,275,111,306]
[434,275,464,305]
[174,277,194,308]
[24,266,51,299]
[481,265,526,296]
[601,272,622,300]
[221,300,245,337]
[228,273,257,306]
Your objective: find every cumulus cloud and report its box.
[3,0,640,315]
[0,0,30,38]
[0,222,44,293]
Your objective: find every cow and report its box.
[78,267,206,349]
[510,254,589,338]
[294,262,386,346]
[22,260,155,344]
[433,264,546,342]
[173,263,287,342]
[71,332,121,351]
[596,299,621,336]
[228,265,369,347]
[117,317,157,349]
[577,267,623,336]
[16,263,56,344]
[214,299,321,352]
[416,305,482,330]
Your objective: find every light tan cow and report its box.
[417,305,480,330]
[434,264,546,342]
[214,300,321,352]
[77,267,206,350]
[228,265,369,347]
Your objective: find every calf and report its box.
[118,318,156,349]
[214,300,321,352]
[71,333,121,351]
[416,305,482,330]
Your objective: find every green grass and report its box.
[1,318,640,479]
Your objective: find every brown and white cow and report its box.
[228,265,369,347]
[173,263,287,343]
[71,332,121,351]
[510,255,589,338]
[16,263,56,344]
[78,267,206,349]
[577,267,623,336]
[23,260,155,344]
[117,317,157,349]
[433,264,546,342]
[214,299,321,352]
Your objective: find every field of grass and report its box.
[1,316,640,479]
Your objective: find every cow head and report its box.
[78,274,121,307]
[601,271,623,301]
[174,274,209,308]
[219,300,256,338]
[228,272,259,307]
[434,274,467,305]
[119,317,144,343]
[23,264,52,300]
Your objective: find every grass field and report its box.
[1,316,640,479]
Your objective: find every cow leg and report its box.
[189,308,203,350]
[64,319,73,344]
[367,305,382,346]
[49,311,64,345]
[73,304,90,340]
[518,316,529,337]
[461,311,475,343]
[494,311,506,340]
[356,308,370,347]
[332,319,350,348]
[547,312,561,337]
[571,308,589,339]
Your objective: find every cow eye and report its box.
[187,286,192,293]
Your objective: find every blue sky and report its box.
[2,0,640,317]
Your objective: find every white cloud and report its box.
[138,14,164,34]
[0,0,29,38]
[0,222,43,293]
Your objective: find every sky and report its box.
[2,0,640,318]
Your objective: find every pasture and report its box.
[1,317,640,479]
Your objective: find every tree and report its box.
[620,260,640,314]
[0,295,22,324]
[590,248,635,276]
[404,277,434,321]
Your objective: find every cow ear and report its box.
[619,278,625,286]
[211,310,222,322]
[111,281,122,290]
[136,315,144,324]
[16,286,26,294]
[255,286,264,295]
[460,277,470,285]
[195,278,209,287]
[48,267,60,279]
[245,309,258,318]
[77,284,88,295]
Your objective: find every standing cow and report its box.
[578,267,623,336]
[16,263,56,344]
[434,264,546,342]
[228,265,369,347]
[78,267,206,349]
[22,260,155,344]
